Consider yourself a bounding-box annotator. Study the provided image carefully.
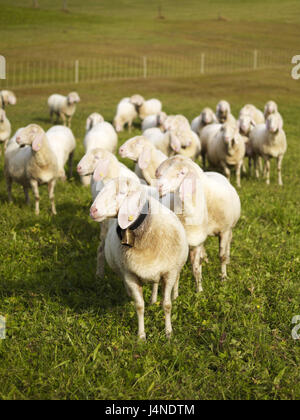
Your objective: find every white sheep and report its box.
[199,123,221,168]
[264,100,284,128]
[130,95,162,120]
[46,125,76,180]
[119,136,168,186]
[90,177,189,340]
[113,97,138,133]
[206,122,246,187]
[156,156,241,292]
[0,109,11,155]
[85,112,104,132]
[249,112,287,185]
[141,112,167,131]
[48,92,80,128]
[216,100,236,125]
[5,124,59,215]
[81,121,118,186]
[239,104,265,125]
[191,108,218,136]
[0,90,17,109]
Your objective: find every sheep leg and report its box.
[6,176,13,203]
[171,273,180,301]
[150,283,159,304]
[161,273,176,339]
[23,186,30,205]
[264,159,271,185]
[219,230,232,280]
[254,156,260,178]
[67,116,72,128]
[248,157,252,175]
[125,275,146,340]
[30,179,40,215]
[190,246,203,293]
[128,120,132,133]
[222,164,231,181]
[277,155,283,186]
[68,152,74,179]
[60,112,67,126]
[236,161,242,188]
[201,152,206,169]
[50,109,54,124]
[96,221,109,278]
[48,179,57,215]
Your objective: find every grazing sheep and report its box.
[141,112,167,131]
[249,113,287,185]
[86,113,104,132]
[130,95,162,120]
[113,97,138,133]
[239,104,265,125]
[0,90,17,109]
[46,125,76,180]
[5,124,59,215]
[48,92,80,128]
[119,136,168,185]
[156,156,241,292]
[0,109,11,155]
[216,100,236,125]
[81,121,118,186]
[90,177,189,340]
[191,108,218,136]
[206,122,246,187]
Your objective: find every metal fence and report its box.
[0,50,293,89]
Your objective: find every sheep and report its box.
[249,112,287,185]
[90,177,189,340]
[130,95,162,120]
[113,97,138,133]
[48,92,80,128]
[156,156,241,292]
[239,104,265,125]
[191,108,218,136]
[77,148,140,277]
[143,127,171,156]
[206,122,246,187]
[0,109,11,155]
[81,121,118,186]
[0,90,17,109]
[264,100,284,128]
[5,124,59,215]
[199,123,221,168]
[85,113,104,132]
[119,136,168,186]
[216,100,236,125]
[141,112,167,131]
[46,125,76,180]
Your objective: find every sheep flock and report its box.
[0,89,287,340]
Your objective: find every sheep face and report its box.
[16,124,44,151]
[119,136,147,161]
[264,101,278,118]
[238,116,255,136]
[221,124,239,154]
[201,108,216,125]
[67,92,80,105]
[77,149,108,176]
[217,100,231,122]
[130,94,145,108]
[266,113,281,134]
[157,112,167,127]
[157,161,189,197]
[8,92,16,105]
[86,113,104,131]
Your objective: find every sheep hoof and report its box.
[138,333,146,341]
[165,331,172,340]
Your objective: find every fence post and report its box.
[253,50,258,70]
[75,60,79,84]
[201,53,205,74]
[143,56,147,79]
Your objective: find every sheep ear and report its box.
[118,191,145,230]
[250,119,256,127]
[170,134,181,153]
[93,158,110,182]
[179,174,196,202]
[32,132,44,152]
[138,146,152,170]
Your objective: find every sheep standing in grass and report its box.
[216,100,236,125]
[156,156,241,292]
[249,113,287,185]
[113,97,138,133]
[130,95,162,120]
[0,109,11,155]
[239,104,265,125]
[48,92,80,128]
[191,108,218,136]
[85,113,104,132]
[81,121,118,186]
[0,90,17,109]
[119,136,168,186]
[90,177,189,340]
[46,125,76,180]
[141,112,167,131]
[206,122,246,187]
[5,125,59,215]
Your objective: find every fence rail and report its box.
[0,50,293,89]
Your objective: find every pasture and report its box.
[0,0,299,400]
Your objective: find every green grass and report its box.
[0,0,299,400]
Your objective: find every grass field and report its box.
[0,1,299,400]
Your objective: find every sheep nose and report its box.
[77,165,82,173]
[90,206,98,218]
[16,137,21,144]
